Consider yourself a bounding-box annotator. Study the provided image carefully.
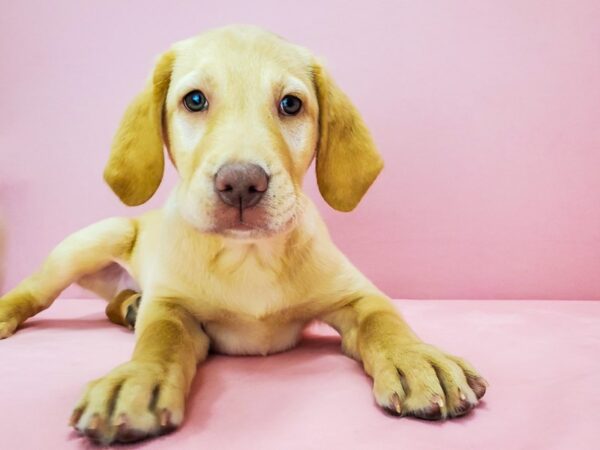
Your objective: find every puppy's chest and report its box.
[196,249,308,355]
[176,243,304,320]
[160,239,320,355]
[211,250,289,315]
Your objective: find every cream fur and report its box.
[0,26,486,445]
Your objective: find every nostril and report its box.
[248,185,260,194]
[250,177,269,194]
[223,184,233,192]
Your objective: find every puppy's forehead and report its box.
[171,26,314,84]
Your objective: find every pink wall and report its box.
[1,1,599,299]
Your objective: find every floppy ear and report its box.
[103,51,175,206]
[312,63,384,212]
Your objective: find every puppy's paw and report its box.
[123,294,142,329]
[371,343,487,420]
[105,289,142,330]
[71,361,186,444]
[0,299,27,339]
[0,317,18,339]
[0,290,42,339]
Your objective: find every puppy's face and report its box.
[167,29,318,238]
[104,26,383,239]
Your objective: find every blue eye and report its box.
[183,90,208,112]
[279,95,302,116]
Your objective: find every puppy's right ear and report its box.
[104,51,175,206]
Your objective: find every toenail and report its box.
[159,409,172,428]
[454,398,472,416]
[114,413,128,427]
[391,393,402,415]
[88,414,100,430]
[69,408,83,427]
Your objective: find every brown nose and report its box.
[214,163,269,209]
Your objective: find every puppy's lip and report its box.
[228,221,257,231]
[205,201,298,237]
[208,218,269,235]
[212,224,275,240]
[212,204,269,231]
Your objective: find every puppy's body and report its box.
[0,26,486,444]
[104,195,371,357]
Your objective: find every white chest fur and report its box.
[203,319,304,355]
[211,241,289,317]
[153,233,307,355]
[202,239,311,355]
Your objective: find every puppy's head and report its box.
[104,26,383,239]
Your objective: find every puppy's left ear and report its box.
[312,63,384,212]
[104,50,175,206]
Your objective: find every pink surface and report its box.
[0,298,598,449]
[1,2,600,299]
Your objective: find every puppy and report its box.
[0,26,486,444]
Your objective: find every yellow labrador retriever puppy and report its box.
[0,26,486,444]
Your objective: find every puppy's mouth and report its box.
[209,204,273,237]
[206,200,299,239]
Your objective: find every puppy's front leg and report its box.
[71,299,208,444]
[321,295,487,419]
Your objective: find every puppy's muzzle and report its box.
[214,163,269,210]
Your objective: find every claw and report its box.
[115,427,146,444]
[87,414,100,431]
[159,409,171,428]
[83,414,104,443]
[114,414,149,444]
[69,408,83,427]
[453,398,473,416]
[413,396,444,420]
[125,304,138,330]
[453,389,473,416]
[158,408,177,435]
[468,375,488,399]
[114,413,128,428]
[391,393,402,415]
[434,395,445,409]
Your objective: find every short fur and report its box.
[0,26,486,444]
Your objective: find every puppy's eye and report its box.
[279,95,302,116]
[183,90,208,112]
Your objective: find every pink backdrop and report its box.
[1,1,599,299]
